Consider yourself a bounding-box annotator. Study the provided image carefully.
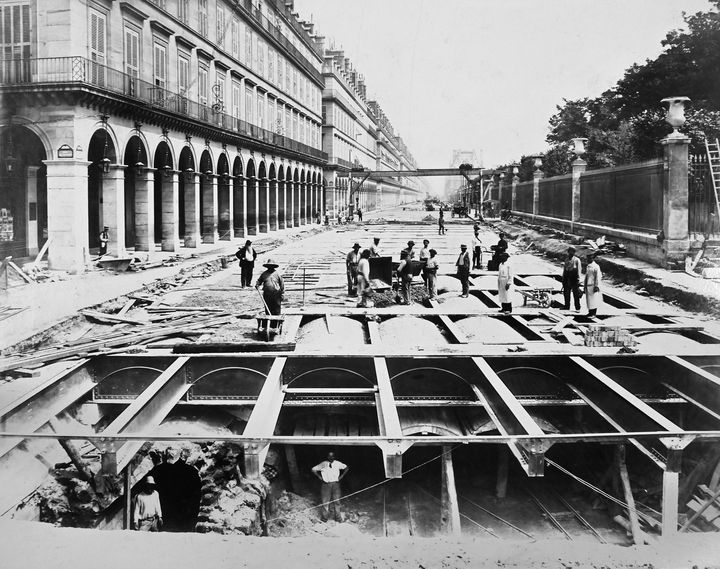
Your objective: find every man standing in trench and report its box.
[311,451,349,522]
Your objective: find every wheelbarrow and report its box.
[518,287,554,308]
[255,288,285,341]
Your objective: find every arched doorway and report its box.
[292,168,300,226]
[246,159,257,235]
[277,165,285,229]
[0,125,48,258]
[87,127,116,251]
[258,161,268,233]
[178,146,195,246]
[153,141,173,246]
[232,157,244,237]
[217,153,231,240]
[123,136,148,249]
[199,150,215,243]
[268,163,277,231]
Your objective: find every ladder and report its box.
[704,137,720,222]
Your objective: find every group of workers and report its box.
[562,246,603,316]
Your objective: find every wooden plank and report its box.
[439,315,469,344]
[81,309,144,325]
[616,445,643,545]
[8,261,34,283]
[117,299,136,317]
[440,445,461,536]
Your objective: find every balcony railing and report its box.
[0,57,326,161]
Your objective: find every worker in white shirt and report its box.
[471,230,483,269]
[425,249,439,300]
[419,239,431,289]
[356,249,372,307]
[369,237,382,258]
[133,476,163,531]
[311,451,350,522]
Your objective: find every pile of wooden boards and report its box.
[684,484,720,531]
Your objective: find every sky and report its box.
[295,0,711,191]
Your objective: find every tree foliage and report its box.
[536,1,720,176]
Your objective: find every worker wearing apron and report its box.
[584,252,603,317]
[497,252,513,313]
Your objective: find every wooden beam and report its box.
[123,466,132,530]
[662,469,680,536]
[496,446,509,499]
[662,356,720,419]
[374,357,411,478]
[440,445,461,536]
[0,360,93,459]
[98,357,190,475]
[243,357,287,478]
[438,315,469,344]
[616,445,643,545]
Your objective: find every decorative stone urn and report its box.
[661,96,690,138]
[570,137,588,158]
[512,165,520,178]
[532,155,543,171]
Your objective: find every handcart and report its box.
[518,287,554,308]
[255,288,285,341]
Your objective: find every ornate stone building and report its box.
[0,0,326,272]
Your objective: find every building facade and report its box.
[320,49,420,219]
[0,0,326,272]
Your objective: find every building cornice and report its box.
[119,2,150,22]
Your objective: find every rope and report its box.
[265,445,461,524]
[545,457,662,519]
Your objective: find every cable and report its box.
[265,444,461,524]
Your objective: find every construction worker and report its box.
[426,248,439,300]
[99,226,109,256]
[346,243,361,296]
[133,476,162,531]
[488,233,508,271]
[562,247,583,311]
[497,252,513,313]
[438,209,446,235]
[256,258,285,316]
[236,239,257,287]
[584,252,603,317]
[356,249,372,308]
[370,237,382,257]
[471,229,483,269]
[403,240,416,260]
[397,250,413,305]
[311,451,349,522]
[456,244,471,298]
[419,239,431,289]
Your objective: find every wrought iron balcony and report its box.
[0,57,326,162]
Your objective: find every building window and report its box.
[252,33,258,72]
[292,67,297,96]
[178,53,189,94]
[198,64,208,105]
[245,29,253,69]
[215,71,225,111]
[124,26,139,95]
[0,2,31,60]
[232,81,241,120]
[284,60,290,92]
[257,39,264,78]
[153,42,167,106]
[245,86,253,125]
[198,0,208,37]
[268,47,274,85]
[268,98,275,132]
[231,17,239,60]
[149,0,167,8]
[216,1,225,49]
[88,8,106,86]
[292,112,298,141]
[256,90,264,129]
[285,107,290,137]
[178,0,189,22]
[276,104,283,135]
[277,53,283,90]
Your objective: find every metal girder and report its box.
[438,316,469,344]
[661,356,720,421]
[0,360,93,459]
[374,357,411,478]
[243,357,287,478]
[470,357,549,476]
[567,357,685,470]
[361,168,484,179]
[97,357,190,475]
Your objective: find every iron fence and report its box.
[689,154,720,239]
[538,175,572,220]
[0,56,326,161]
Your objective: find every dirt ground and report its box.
[2,519,720,569]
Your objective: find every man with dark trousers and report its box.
[456,244,471,298]
[236,240,257,287]
[562,246,583,311]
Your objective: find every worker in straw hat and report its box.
[346,242,362,296]
[256,258,285,317]
[133,475,163,531]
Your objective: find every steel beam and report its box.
[243,357,287,478]
[661,356,720,421]
[362,168,483,179]
[567,357,684,469]
[470,357,549,476]
[374,357,411,478]
[97,357,190,475]
[0,360,93,459]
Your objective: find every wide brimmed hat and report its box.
[407,240,415,246]
[263,258,280,268]
[352,243,361,249]
[145,476,156,486]
[460,243,467,248]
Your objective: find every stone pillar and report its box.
[134,167,155,252]
[44,159,91,273]
[259,176,269,233]
[102,164,127,257]
[270,179,278,231]
[26,166,39,255]
[511,172,519,212]
[279,179,286,229]
[202,174,219,243]
[660,135,690,266]
[532,163,543,221]
[161,171,181,251]
[183,172,201,248]
[571,159,586,231]
[226,176,235,240]
[241,177,248,238]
